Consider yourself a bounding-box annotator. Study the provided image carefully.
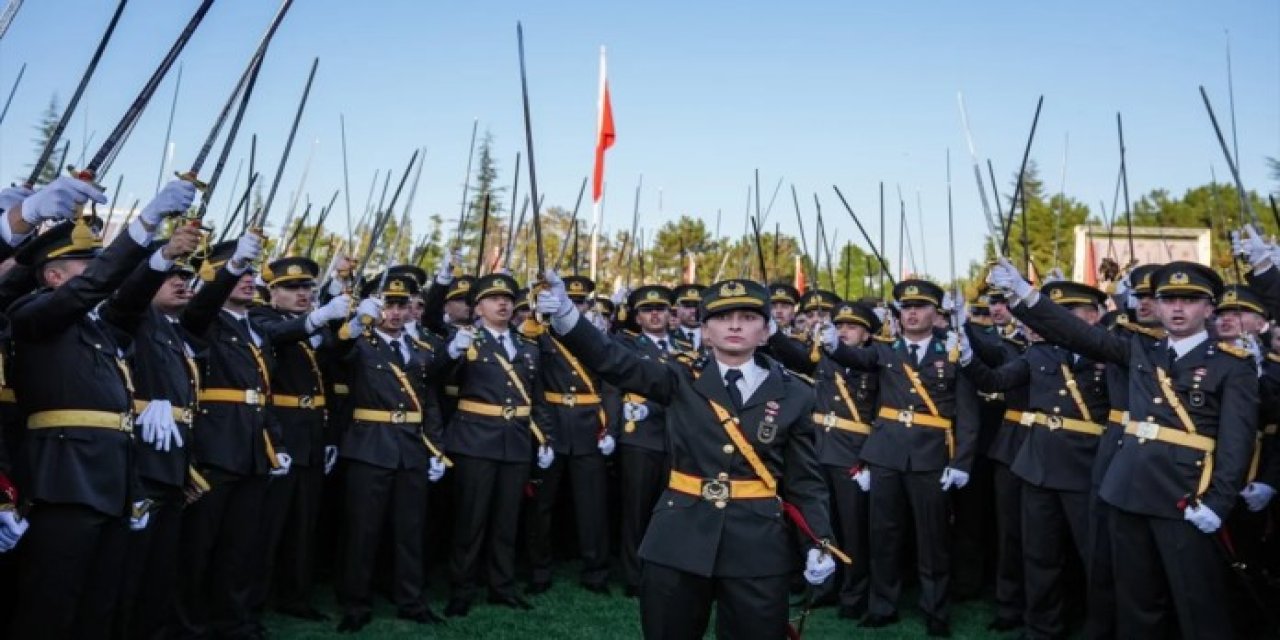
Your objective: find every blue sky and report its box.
[0,0,1275,276]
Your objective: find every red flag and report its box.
[794,255,806,292]
[1083,237,1098,287]
[592,46,615,203]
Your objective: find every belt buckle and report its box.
[178,407,194,424]
[299,395,314,409]
[391,410,407,424]
[701,479,730,502]
[563,393,577,408]
[823,413,838,428]
[245,389,260,405]
[1135,421,1159,440]
[898,409,914,427]
[1019,412,1035,427]
[120,413,133,431]
[1045,415,1063,431]
[502,406,516,420]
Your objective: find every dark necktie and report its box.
[390,339,407,365]
[909,343,920,366]
[1167,346,1177,369]
[657,339,668,353]
[724,368,744,410]
[238,317,258,346]
[497,334,510,360]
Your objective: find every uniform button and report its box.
[714,500,727,509]
[717,472,729,481]
[1153,398,1163,404]
[723,444,735,454]
[666,500,674,506]
[1058,389,1067,396]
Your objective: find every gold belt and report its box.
[133,400,195,424]
[1108,409,1129,425]
[812,412,871,435]
[544,392,601,407]
[28,410,132,432]
[198,388,266,406]
[0,388,14,404]
[1124,420,1216,452]
[352,409,423,424]
[271,394,326,409]
[458,399,530,419]
[878,406,951,429]
[668,469,775,506]
[331,383,350,396]
[444,385,460,397]
[1014,411,1104,436]
[1004,409,1026,425]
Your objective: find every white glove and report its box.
[1113,273,1132,298]
[427,457,446,482]
[1183,502,1223,533]
[1043,267,1065,284]
[958,330,974,365]
[326,277,347,297]
[129,501,151,531]
[324,446,338,475]
[1241,482,1277,512]
[0,510,28,552]
[944,331,959,355]
[598,434,616,456]
[140,179,197,226]
[986,257,1033,300]
[1237,226,1273,269]
[20,176,107,225]
[610,287,630,306]
[852,467,870,492]
[0,185,33,213]
[941,291,954,312]
[587,310,609,333]
[536,445,555,469]
[939,467,970,491]
[536,270,574,320]
[355,297,383,324]
[803,548,836,585]
[270,452,293,477]
[230,232,264,270]
[309,293,350,327]
[447,326,475,359]
[435,249,461,284]
[623,401,650,422]
[137,399,183,452]
[820,323,838,351]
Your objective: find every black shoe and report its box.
[444,598,472,618]
[581,582,611,596]
[859,613,900,628]
[277,603,329,621]
[487,593,533,610]
[336,612,371,633]
[624,585,640,598]
[398,608,445,625]
[926,618,952,637]
[987,616,1022,631]
[526,581,552,595]
[838,604,866,620]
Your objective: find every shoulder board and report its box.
[410,337,433,351]
[622,329,639,337]
[787,370,816,386]
[1217,341,1250,359]
[1115,318,1167,340]
[517,333,539,345]
[1267,352,1280,364]
[873,334,895,344]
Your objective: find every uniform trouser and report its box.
[528,452,611,586]
[252,462,322,613]
[950,455,992,598]
[1084,487,1116,640]
[821,464,869,611]
[10,503,129,640]
[338,460,429,616]
[172,471,268,639]
[992,460,1025,621]
[1109,506,1233,640]
[449,454,530,600]
[620,446,667,590]
[113,483,184,640]
[640,561,790,640]
[867,464,950,622]
[1021,483,1088,640]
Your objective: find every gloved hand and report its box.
[623,401,649,422]
[0,510,28,552]
[986,257,1033,300]
[20,176,107,225]
[447,326,475,359]
[1113,272,1132,298]
[951,293,967,328]
[939,467,970,491]
[1183,502,1222,533]
[309,293,350,327]
[1043,267,1065,284]
[435,249,461,284]
[536,270,574,319]
[1236,226,1273,269]
[587,310,609,333]
[610,287,630,306]
[941,291,954,312]
[0,185,33,213]
[270,452,293,477]
[427,457,446,483]
[851,466,870,492]
[803,548,836,585]
[324,446,339,475]
[958,330,974,365]
[944,331,959,355]
[137,399,184,452]
[129,501,151,531]
[1241,482,1277,512]
[820,323,838,351]
[536,445,555,469]
[140,179,197,226]
[598,434,616,456]
[1239,335,1263,367]
[230,232,263,271]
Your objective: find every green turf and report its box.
[264,569,1007,639]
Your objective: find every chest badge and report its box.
[1188,390,1205,408]
[758,402,780,443]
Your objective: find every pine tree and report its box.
[28,94,62,185]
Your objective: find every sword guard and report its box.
[175,170,209,191]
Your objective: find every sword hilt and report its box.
[175,170,209,191]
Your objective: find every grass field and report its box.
[264,568,1002,639]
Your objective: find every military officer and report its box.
[823,279,980,637]
[768,282,800,332]
[538,273,839,640]
[990,258,1257,639]
[672,284,706,350]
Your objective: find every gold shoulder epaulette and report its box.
[1217,341,1250,359]
[787,370,815,386]
[873,334,895,343]
[622,329,639,337]
[411,337,433,351]
[1266,352,1280,364]
[1116,318,1167,340]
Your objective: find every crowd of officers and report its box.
[0,174,1277,640]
